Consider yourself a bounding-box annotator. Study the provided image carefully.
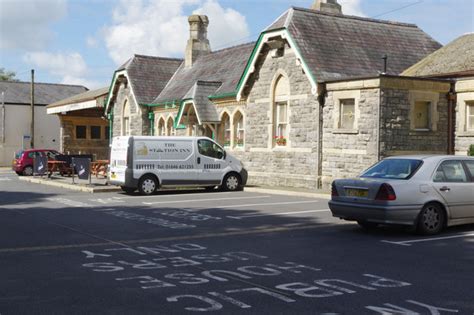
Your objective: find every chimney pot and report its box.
[185,15,211,68]
[311,0,342,14]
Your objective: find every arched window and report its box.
[157,117,165,136]
[166,116,176,136]
[233,111,244,148]
[273,75,289,146]
[122,100,130,136]
[221,112,231,148]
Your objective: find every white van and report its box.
[108,136,248,195]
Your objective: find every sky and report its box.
[0,0,473,89]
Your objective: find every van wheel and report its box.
[121,186,136,194]
[221,173,241,191]
[138,175,158,195]
[417,203,445,235]
[23,166,33,176]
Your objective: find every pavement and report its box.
[5,168,331,198]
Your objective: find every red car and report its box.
[12,149,60,176]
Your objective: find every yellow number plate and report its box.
[345,188,368,198]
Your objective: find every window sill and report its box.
[409,129,432,135]
[457,131,474,137]
[332,129,359,135]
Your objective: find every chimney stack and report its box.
[311,0,342,14]
[185,15,211,68]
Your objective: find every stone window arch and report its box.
[272,74,289,146]
[221,112,232,147]
[233,110,244,148]
[166,116,176,136]
[122,100,130,136]
[157,117,166,136]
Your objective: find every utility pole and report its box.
[30,69,35,148]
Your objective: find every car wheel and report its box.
[120,186,136,194]
[221,173,241,191]
[138,175,158,195]
[357,220,378,230]
[23,166,33,176]
[417,203,445,235]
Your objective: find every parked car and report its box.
[329,155,474,235]
[12,149,60,176]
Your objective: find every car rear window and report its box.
[361,159,423,180]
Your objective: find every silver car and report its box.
[328,155,474,235]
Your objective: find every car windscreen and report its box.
[360,159,423,180]
[14,150,24,159]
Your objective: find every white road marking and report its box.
[0,178,11,181]
[142,195,271,205]
[91,191,236,202]
[189,200,319,210]
[227,209,330,220]
[381,232,474,246]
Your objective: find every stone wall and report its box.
[379,88,448,156]
[242,43,320,189]
[60,116,109,160]
[321,88,380,187]
[454,78,474,155]
[112,80,149,137]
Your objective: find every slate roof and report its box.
[120,54,183,105]
[266,7,442,81]
[402,33,474,78]
[183,81,221,123]
[48,86,109,108]
[153,42,255,104]
[0,81,87,106]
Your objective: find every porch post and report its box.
[107,112,113,144]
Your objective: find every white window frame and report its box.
[339,98,356,130]
[233,112,245,148]
[466,102,474,131]
[274,101,288,146]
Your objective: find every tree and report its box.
[0,68,19,81]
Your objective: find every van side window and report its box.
[198,139,224,159]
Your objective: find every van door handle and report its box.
[440,186,450,192]
[197,157,201,164]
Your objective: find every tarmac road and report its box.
[1,170,473,314]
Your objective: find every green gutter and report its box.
[208,92,237,100]
[104,70,122,115]
[107,112,113,144]
[174,98,192,129]
[148,111,155,136]
[235,27,317,98]
[142,100,178,108]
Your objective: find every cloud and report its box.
[23,51,102,89]
[340,0,365,17]
[103,0,250,65]
[193,0,250,50]
[0,0,67,50]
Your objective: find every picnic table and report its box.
[48,160,72,177]
[91,160,109,178]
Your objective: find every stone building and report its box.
[402,33,474,156]
[47,87,110,159]
[105,0,450,189]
